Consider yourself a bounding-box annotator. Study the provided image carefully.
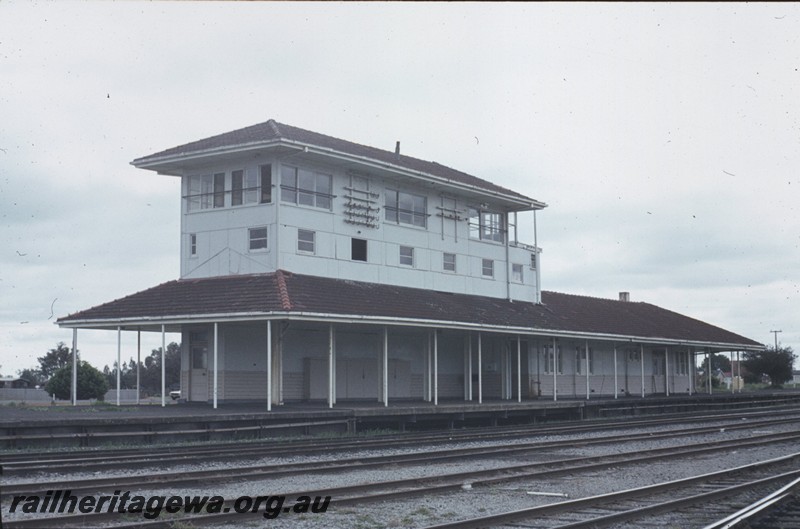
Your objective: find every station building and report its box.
[57,120,763,408]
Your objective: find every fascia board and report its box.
[57,311,765,351]
[131,139,547,211]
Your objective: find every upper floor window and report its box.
[297,229,315,254]
[399,246,414,266]
[248,227,268,251]
[187,174,214,211]
[281,165,332,209]
[482,259,494,278]
[468,208,504,242]
[213,173,225,208]
[385,189,427,228]
[189,234,197,257]
[230,166,272,207]
[188,167,271,211]
[512,263,523,283]
[443,252,456,272]
[351,238,367,262]
[530,253,537,269]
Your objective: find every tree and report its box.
[16,368,45,387]
[37,342,76,379]
[139,342,181,395]
[742,346,796,387]
[45,361,109,400]
[700,352,732,375]
[103,342,181,396]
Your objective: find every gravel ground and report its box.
[3,419,800,527]
[1,416,783,485]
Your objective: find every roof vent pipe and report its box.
[619,292,630,302]
[395,141,400,157]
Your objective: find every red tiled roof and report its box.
[132,120,538,204]
[57,271,762,348]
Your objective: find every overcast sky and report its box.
[2,2,798,376]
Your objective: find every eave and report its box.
[132,139,547,212]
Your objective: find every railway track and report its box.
[3,406,800,475]
[702,475,800,529]
[4,427,800,528]
[4,418,800,498]
[419,456,800,529]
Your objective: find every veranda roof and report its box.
[57,271,763,350]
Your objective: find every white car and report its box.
[169,390,181,400]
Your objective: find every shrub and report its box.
[46,361,110,400]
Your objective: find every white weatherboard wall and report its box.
[180,156,540,303]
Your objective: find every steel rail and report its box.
[701,476,800,529]
[4,405,800,473]
[5,419,800,499]
[5,430,800,528]
[418,457,800,529]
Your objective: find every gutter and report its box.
[132,140,547,211]
[56,311,765,351]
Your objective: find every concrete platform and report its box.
[2,391,799,449]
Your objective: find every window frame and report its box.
[576,346,594,375]
[297,229,315,254]
[190,331,208,370]
[468,208,505,243]
[248,226,268,252]
[280,165,333,210]
[543,344,563,374]
[399,245,414,267]
[213,172,225,208]
[512,263,524,283]
[231,170,244,206]
[442,252,456,272]
[482,258,494,278]
[187,174,214,211]
[189,233,197,257]
[259,164,272,204]
[351,238,367,262]
[385,189,428,228]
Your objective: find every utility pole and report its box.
[769,330,782,352]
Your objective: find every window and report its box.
[443,252,456,272]
[281,165,332,209]
[213,173,225,208]
[351,238,367,262]
[385,189,427,227]
[676,352,688,375]
[512,263,523,282]
[231,170,244,206]
[259,164,272,204]
[576,347,594,374]
[482,259,494,277]
[187,174,213,211]
[468,208,504,242]
[543,344,562,374]
[190,331,208,370]
[249,227,267,251]
[530,253,537,269]
[298,229,315,253]
[189,234,197,257]
[399,246,414,266]
[652,351,665,375]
